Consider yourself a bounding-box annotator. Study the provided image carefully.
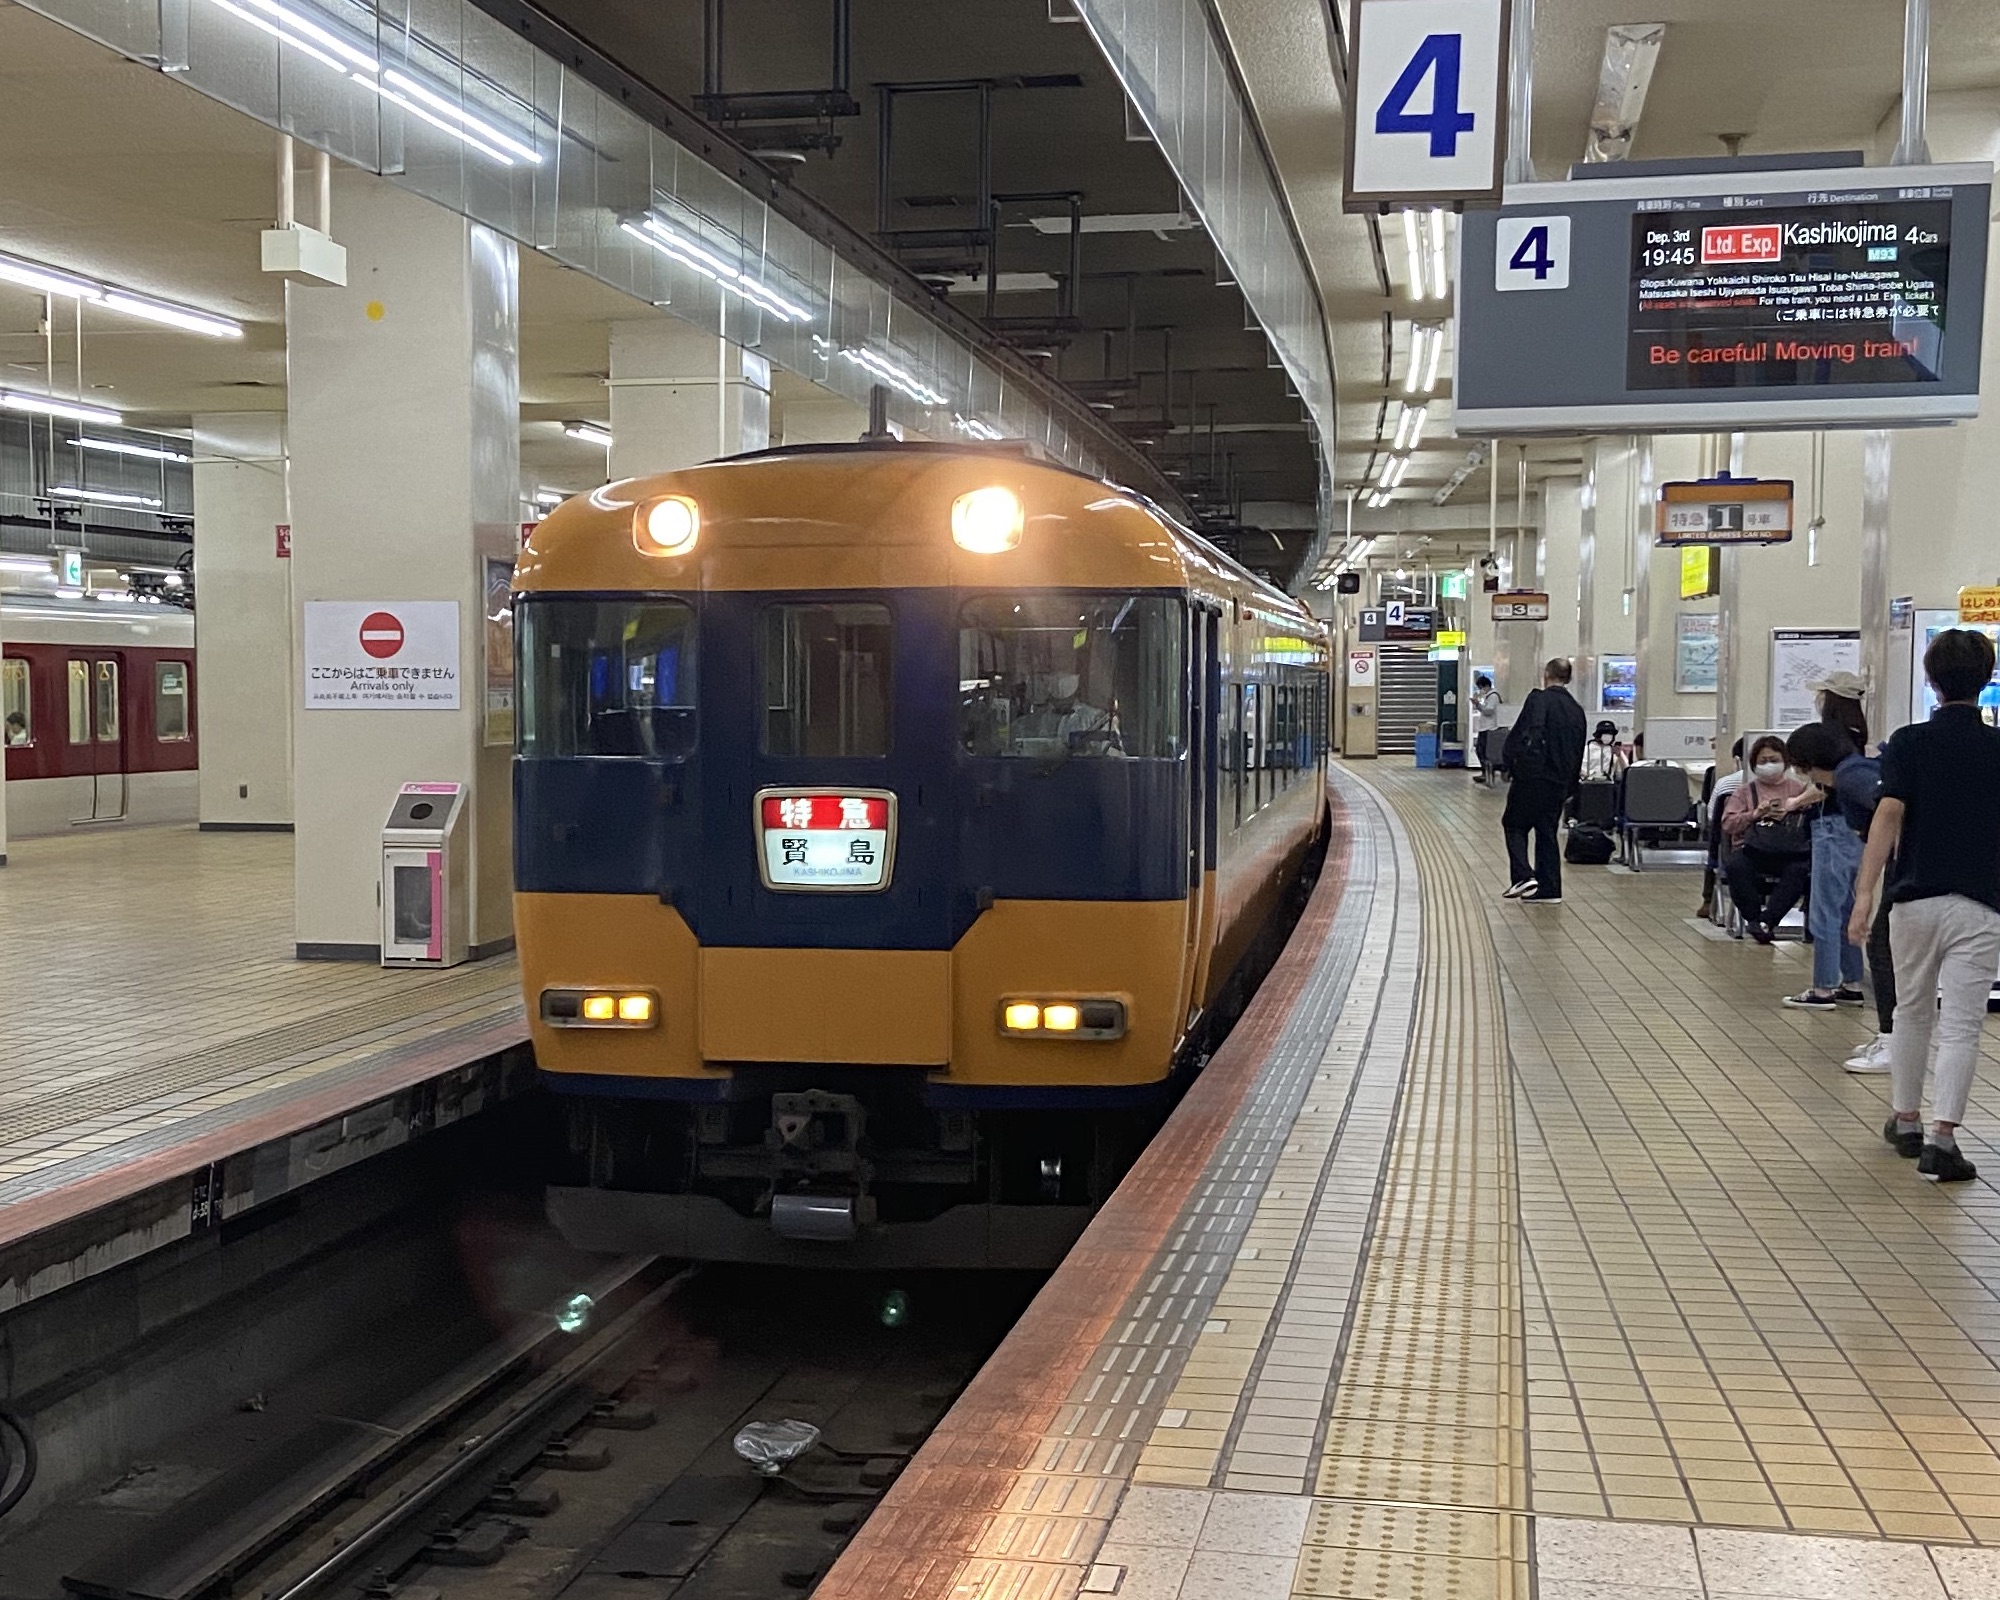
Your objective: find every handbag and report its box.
[1745,815,1811,857]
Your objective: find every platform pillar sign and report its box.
[1492,590,1550,622]
[1344,0,1510,209]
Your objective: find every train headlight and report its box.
[541,989,661,1029]
[997,998,1127,1040]
[951,486,1023,553]
[635,494,700,556]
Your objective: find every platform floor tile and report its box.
[0,824,521,1218]
[1368,763,2000,1546]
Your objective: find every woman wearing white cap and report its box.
[1781,672,1871,1012]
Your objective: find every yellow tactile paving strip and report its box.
[1368,761,2000,1548]
[0,824,521,1191]
[1295,771,1532,1600]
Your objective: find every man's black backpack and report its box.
[1565,823,1616,865]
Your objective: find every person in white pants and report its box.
[1849,628,2000,1184]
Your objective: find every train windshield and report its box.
[518,598,697,758]
[958,594,1183,759]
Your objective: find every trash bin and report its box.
[1414,722,1439,770]
[380,783,470,967]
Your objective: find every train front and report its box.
[513,446,1200,1266]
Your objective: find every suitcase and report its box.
[1565,824,1615,865]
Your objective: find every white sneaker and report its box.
[1844,1037,1892,1074]
[1503,879,1537,900]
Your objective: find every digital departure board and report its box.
[1455,161,1989,433]
[1630,197,1950,390]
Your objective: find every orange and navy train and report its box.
[513,442,1329,1265]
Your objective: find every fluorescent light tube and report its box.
[99,293,241,339]
[1407,405,1430,449]
[1423,326,1444,392]
[621,216,812,323]
[1402,210,1424,301]
[1403,326,1424,395]
[564,423,613,448]
[50,485,163,507]
[1428,209,1450,299]
[1389,456,1412,487]
[0,391,121,425]
[381,68,542,165]
[0,257,103,300]
[1393,406,1415,451]
[840,347,946,406]
[71,437,192,463]
[1376,455,1397,489]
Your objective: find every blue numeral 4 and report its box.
[1374,33,1477,158]
[1508,225,1556,280]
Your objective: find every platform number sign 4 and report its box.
[1494,215,1571,291]
[1346,0,1510,209]
[1375,34,1477,156]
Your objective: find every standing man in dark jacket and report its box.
[1501,658,1589,904]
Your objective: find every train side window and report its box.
[154,661,190,741]
[2,659,28,746]
[764,603,893,757]
[518,598,697,759]
[67,661,89,744]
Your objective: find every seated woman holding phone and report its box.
[1719,735,1812,944]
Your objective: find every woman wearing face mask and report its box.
[1719,736,1812,943]
[1580,720,1626,783]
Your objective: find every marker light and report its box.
[998,998,1129,1040]
[952,486,1024,553]
[636,494,700,556]
[539,988,662,1029]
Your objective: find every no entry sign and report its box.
[303,600,461,710]
[359,611,405,659]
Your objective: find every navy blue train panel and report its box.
[514,588,1192,950]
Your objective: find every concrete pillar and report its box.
[608,318,771,481]
[193,413,291,829]
[286,174,520,960]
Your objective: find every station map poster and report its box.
[1676,613,1719,693]
[303,600,461,711]
[483,557,516,747]
[1769,628,1858,728]
[1456,161,1990,432]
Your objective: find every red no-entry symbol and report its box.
[359,611,405,659]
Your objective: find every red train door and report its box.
[65,654,127,822]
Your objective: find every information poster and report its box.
[483,557,516,747]
[303,601,460,710]
[1676,613,1720,693]
[1632,197,1951,390]
[1769,628,1859,728]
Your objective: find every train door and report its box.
[65,654,127,822]
[1179,604,1223,1028]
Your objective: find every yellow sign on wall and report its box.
[1680,545,1718,601]
[1960,586,2000,624]
[1437,629,1467,648]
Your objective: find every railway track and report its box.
[38,1261,1033,1600]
